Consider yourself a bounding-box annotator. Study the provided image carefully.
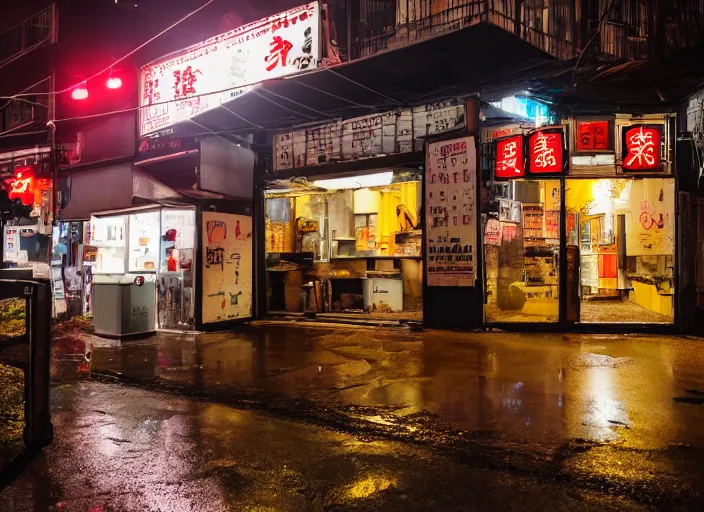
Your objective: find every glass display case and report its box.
[90,215,126,274]
[129,211,160,272]
[158,209,196,329]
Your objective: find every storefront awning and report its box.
[166,22,560,139]
[60,165,200,221]
[60,162,135,221]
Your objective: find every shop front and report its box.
[264,169,423,321]
[263,100,470,323]
[483,114,679,328]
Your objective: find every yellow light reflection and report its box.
[346,474,396,499]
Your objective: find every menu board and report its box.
[412,101,466,140]
[201,212,252,323]
[307,121,341,166]
[425,136,477,287]
[341,112,393,159]
[273,100,466,171]
[274,133,293,170]
[484,218,502,246]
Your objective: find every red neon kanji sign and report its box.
[528,129,564,174]
[495,135,525,178]
[576,120,610,151]
[622,125,662,171]
[5,167,36,206]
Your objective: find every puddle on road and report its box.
[83,326,704,451]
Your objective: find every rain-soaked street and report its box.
[2,323,704,509]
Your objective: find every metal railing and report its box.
[0,278,53,449]
[326,0,576,61]
[0,77,52,135]
[325,0,704,64]
[0,5,56,68]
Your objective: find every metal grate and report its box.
[0,5,55,67]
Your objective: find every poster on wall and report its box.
[425,136,477,287]
[201,212,253,323]
[139,2,321,135]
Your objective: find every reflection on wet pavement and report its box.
[87,326,704,451]
[0,382,651,511]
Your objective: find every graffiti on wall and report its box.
[202,213,252,323]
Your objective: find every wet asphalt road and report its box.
[0,381,653,511]
[87,324,704,450]
[3,323,704,509]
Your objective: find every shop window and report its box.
[483,180,561,323]
[566,178,674,324]
[90,215,126,274]
[264,173,423,319]
[158,209,196,329]
[129,211,160,272]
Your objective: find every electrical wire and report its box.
[326,69,404,106]
[8,0,220,98]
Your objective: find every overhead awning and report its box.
[60,162,135,221]
[165,22,561,139]
[60,162,244,221]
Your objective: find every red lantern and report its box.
[495,135,525,179]
[528,128,564,175]
[6,167,36,206]
[622,125,662,171]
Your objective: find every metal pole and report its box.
[24,280,53,448]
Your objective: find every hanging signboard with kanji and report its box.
[621,124,663,171]
[576,120,611,152]
[527,127,566,175]
[495,134,525,178]
[139,2,321,136]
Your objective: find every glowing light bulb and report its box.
[106,76,122,89]
[72,85,88,100]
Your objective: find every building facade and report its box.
[4,0,704,332]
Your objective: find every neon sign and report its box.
[495,135,525,178]
[3,166,51,206]
[622,125,662,171]
[576,120,610,151]
[6,167,36,206]
[528,128,565,175]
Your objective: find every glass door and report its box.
[484,180,561,323]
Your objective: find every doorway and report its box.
[484,179,561,323]
[565,178,675,324]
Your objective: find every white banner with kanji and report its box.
[139,2,320,136]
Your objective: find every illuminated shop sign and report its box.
[528,127,565,175]
[494,135,525,178]
[139,2,321,136]
[3,166,51,206]
[621,124,663,172]
[576,120,610,151]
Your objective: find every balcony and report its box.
[325,0,704,64]
[0,5,57,68]
[0,77,52,138]
[326,0,577,62]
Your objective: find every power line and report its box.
[9,0,220,98]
